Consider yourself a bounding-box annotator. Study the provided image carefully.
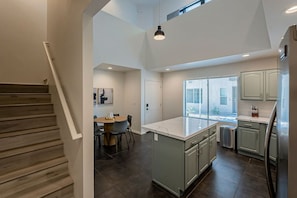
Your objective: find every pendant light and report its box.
[154,0,165,40]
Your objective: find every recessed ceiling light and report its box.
[107,66,112,70]
[242,54,250,58]
[285,5,297,14]
[165,68,170,71]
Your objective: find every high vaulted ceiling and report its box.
[97,0,297,71]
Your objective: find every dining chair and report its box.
[127,115,135,143]
[94,115,104,146]
[110,120,129,152]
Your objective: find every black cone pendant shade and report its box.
[154,25,165,40]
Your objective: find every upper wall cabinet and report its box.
[241,71,264,100]
[241,69,279,101]
[265,70,279,100]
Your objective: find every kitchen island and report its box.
[142,117,218,197]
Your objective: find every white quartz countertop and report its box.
[142,117,218,141]
[237,115,270,124]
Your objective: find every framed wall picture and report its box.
[93,88,98,105]
[98,88,113,104]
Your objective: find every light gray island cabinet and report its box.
[142,117,218,197]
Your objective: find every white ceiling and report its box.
[97,0,297,72]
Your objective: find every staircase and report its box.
[0,83,74,198]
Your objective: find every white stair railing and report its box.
[43,41,82,140]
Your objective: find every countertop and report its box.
[237,115,270,124]
[142,117,218,141]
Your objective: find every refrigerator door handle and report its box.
[264,102,277,198]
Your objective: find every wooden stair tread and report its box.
[0,140,63,159]
[0,157,68,184]
[7,176,73,198]
[0,113,55,122]
[0,126,59,138]
[0,83,74,197]
[0,103,52,107]
[0,83,48,93]
[0,93,50,95]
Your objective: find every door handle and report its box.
[264,102,277,198]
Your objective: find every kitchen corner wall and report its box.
[162,56,278,120]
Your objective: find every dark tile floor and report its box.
[94,132,274,198]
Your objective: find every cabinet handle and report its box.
[191,141,198,146]
[203,135,208,140]
[243,124,252,127]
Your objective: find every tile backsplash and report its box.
[238,100,276,118]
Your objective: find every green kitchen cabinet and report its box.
[265,70,279,101]
[151,127,216,197]
[237,119,277,161]
[209,133,217,163]
[198,138,209,174]
[241,71,264,100]
[237,121,260,154]
[185,144,198,189]
[240,69,279,101]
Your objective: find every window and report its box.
[186,88,202,103]
[220,88,227,105]
[167,0,212,21]
[184,76,238,122]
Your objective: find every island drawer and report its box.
[185,129,208,150]
[238,120,260,129]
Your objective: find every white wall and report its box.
[93,11,146,69]
[102,0,138,28]
[124,70,142,133]
[93,69,125,116]
[162,57,278,120]
[47,0,110,197]
[101,0,209,30]
[0,0,47,83]
[146,0,271,69]
[93,68,142,133]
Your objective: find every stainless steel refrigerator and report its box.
[265,25,297,198]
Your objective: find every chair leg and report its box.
[124,133,129,150]
[129,129,135,143]
[98,135,101,146]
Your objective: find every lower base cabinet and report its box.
[237,120,277,161]
[152,126,216,197]
[209,133,217,163]
[198,138,209,174]
[185,144,198,189]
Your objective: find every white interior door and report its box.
[144,80,162,124]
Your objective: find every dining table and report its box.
[94,115,127,146]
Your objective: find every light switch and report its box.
[154,133,158,141]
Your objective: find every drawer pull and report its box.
[191,141,198,146]
[243,124,252,127]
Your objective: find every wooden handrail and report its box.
[43,41,82,140]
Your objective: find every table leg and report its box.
[103,123,116,146]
